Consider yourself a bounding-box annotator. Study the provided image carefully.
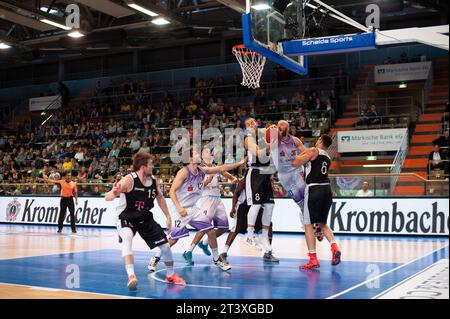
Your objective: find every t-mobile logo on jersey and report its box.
[135,201,145,211]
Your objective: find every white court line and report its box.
[371,258,449,299]
[326,244,449,299]
[150,266,233,290]
[0,282,145,299]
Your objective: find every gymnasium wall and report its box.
[1,196,448,236]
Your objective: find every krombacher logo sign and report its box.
[329,201,448,234]
[21,199,106,225]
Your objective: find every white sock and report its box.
[188,243,196,252]
[330,240,336,245]
[125,264,135,277]
[223,245,230,254]
[155,250,162,258]
[202,237,208,246]
[247,227,255,237]
[309,249,316,254]
[166,264,174,277]
[262,228,269,238]
[212,248,219,260]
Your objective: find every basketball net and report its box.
[233,45,266,89]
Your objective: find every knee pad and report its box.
[262,203,274,226]
[119,227,134,257]
[247,205,262,226]
[159,243,173,262]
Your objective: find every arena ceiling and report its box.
[0,0,448,64]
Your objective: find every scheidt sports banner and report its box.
[374,61,432,83]
[282,32,376,56]
[338,128,407,153]
[0,196,448,236]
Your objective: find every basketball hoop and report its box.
[232,44,266,89]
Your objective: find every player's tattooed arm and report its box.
[245,135,270,156]
[292,148,319,167]
[154,178,172,230]
[169,168,188,217]
[293,136,307,153]
[104,175,132,201]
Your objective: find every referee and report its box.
[41,172,78,233]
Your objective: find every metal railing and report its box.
[356,96,417,116]
[428,159,449,179]
[390,129,409,193]
[1,173,447,198]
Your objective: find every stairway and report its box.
[330,64,376,135]
[394,57,448,196]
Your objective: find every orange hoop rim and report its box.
[232,44,261,55]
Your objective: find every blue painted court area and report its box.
[0,245,447,299]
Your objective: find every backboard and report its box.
[243,0,308,75]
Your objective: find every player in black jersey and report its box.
[243,118,277,261]
[105,152,186,290]
[292,135,341,270]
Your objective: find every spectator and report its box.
[356,182,374,197]
[223,186,233,197]
[129,135,141,153]
[368,104,382,125]
[428,144,448,178]
[355,104,370,127]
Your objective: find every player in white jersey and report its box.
[181,148,238,265]
[148,148,246,272]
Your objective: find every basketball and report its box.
[265,125,278,144]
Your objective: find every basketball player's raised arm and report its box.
[293,137,307,153]
[169,168,189,217]
[202,157,247,175]
[292,148,319,167]
[105,175,133,201]
[245,136,270,157]
[154,179,172,230]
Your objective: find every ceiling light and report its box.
[151,17,170,25]
[399,82,408,89]
[128,3,158,17]
[251,4,271,10]
[0,42,11,49]
[68,30,85,38]
[40,6,59,15]
[40,18,71,30]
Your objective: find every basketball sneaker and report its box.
[263,251,280,263]
[198,241,211,256]
[220,252,229,266]
[127,274,138,291]
[148,256,160,272]
[331,243,341,266]
[300,254,320,270]
[214,256,231,271]
[244,234,263,251]
[182,251,194,266]
[313,224,324,242]
[166,273,186,285]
